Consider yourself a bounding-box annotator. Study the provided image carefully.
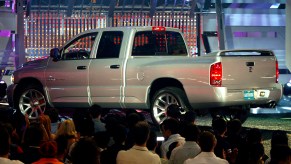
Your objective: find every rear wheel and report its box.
[14,85,47,119]
[210,105,250,124]
[151,87,192,124]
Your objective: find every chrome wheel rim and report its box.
[152,93,185,123]
[19,89,46,119]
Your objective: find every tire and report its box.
[210,105,250,124]
[14,85,47,119]
[151,87,192,124]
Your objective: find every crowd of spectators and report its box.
[0,104,290,164]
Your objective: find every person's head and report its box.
[212,117,227,135]
[55,135,69,159]
[0,125,10,157]
[71,137,100,164]
[227,119,242,135]
[111,124,127,144]
[270,145,291,164]
[133,121,150,146]
[39,140,58,158]
[56,120,77,138]
[39,115,52,137]
[198,131,217,152]
[167,104,181,120]
[89,104,103,119]
[78,117,94,137]
[126,112,141,129]
[182,123,200,142]
[45,108,60,123]
[94,131,110,150]
[23,122,48,147]
[246,128,262,144]
[271,130,288,148]
[160,118,180,138]
[248,143,265,163]
[183,110,196,124]
[146,130,158,151]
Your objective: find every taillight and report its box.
[210,62,222,87]
[276,60,279,83]
[152,26,166,32]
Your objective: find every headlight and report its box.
[11,74,14,84]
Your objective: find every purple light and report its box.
[0,30,11,37]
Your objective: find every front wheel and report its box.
[151,87,192,124]
[14,85,47,119]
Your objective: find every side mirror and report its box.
[50,48,60,61]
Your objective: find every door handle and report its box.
[246,62,255,67]
[77,66,87,70]
[110,65,120,69]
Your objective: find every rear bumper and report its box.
[185,83,283,109]
[6,84,17,107]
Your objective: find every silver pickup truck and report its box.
[7,26,282,124]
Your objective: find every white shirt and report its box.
[169,141,201,164]
[0,157,24,164]
[117,145,161,164]
[161,134,185,159]
[184,152,229,164]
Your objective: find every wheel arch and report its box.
[148,78,185,105]
[14,78,45,100]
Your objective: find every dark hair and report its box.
[167,104,181,120]
[270,145,291,164]
[246,128,262,144]
[45,108,60,123]
[0,125,10,156]
[78,117,95,137]
[212,117,227,135]
[198,131,216,152]
[39,140,58,158]
[55,135,69,156]
[89,104,103,118]
[111,124,127,144]
[133,121,150,145]
[248,143,265,163]
[23,122,45,147]
[227,119,242,134]
[182,123,200,141]
[161,118,180,134]
[271,130,288,148]
[146,130,157,151]
[183,110,196,124]
[71,137,100,164]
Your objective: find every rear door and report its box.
[221,50,278,89]
[89,31,124,108]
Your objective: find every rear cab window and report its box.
[132,31,187,56]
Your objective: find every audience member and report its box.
[55,120,77,139]
[94,131,110,151]
[116,121,161,164]
[184,131,229,164]
[269,145,291,164]
[212,117,231,159]
[236,128,267,164]
[147,130,168,164]
[39,114,56,140]
[101,124,127,164]
[45,108,60,135]
[70,137,100,164]
[19,122,49,164]
[89,104,106,133]
[169,123,201,164]
[226,119,243,151]
[55,135,70,162]
[246,142,265,164]
[124,112,142,149]
[0,125,24,164]
[32,140,63,164]
[160,118,185,159]
[167,142,181,160]
[167,104,182,121]
[265,130,289,164]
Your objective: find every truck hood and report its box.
[21,57,50,68]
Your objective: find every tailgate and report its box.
[220,50,278,89]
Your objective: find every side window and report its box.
[96,31,123,59]
[62,32,97,60]
[132,31,187,56]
